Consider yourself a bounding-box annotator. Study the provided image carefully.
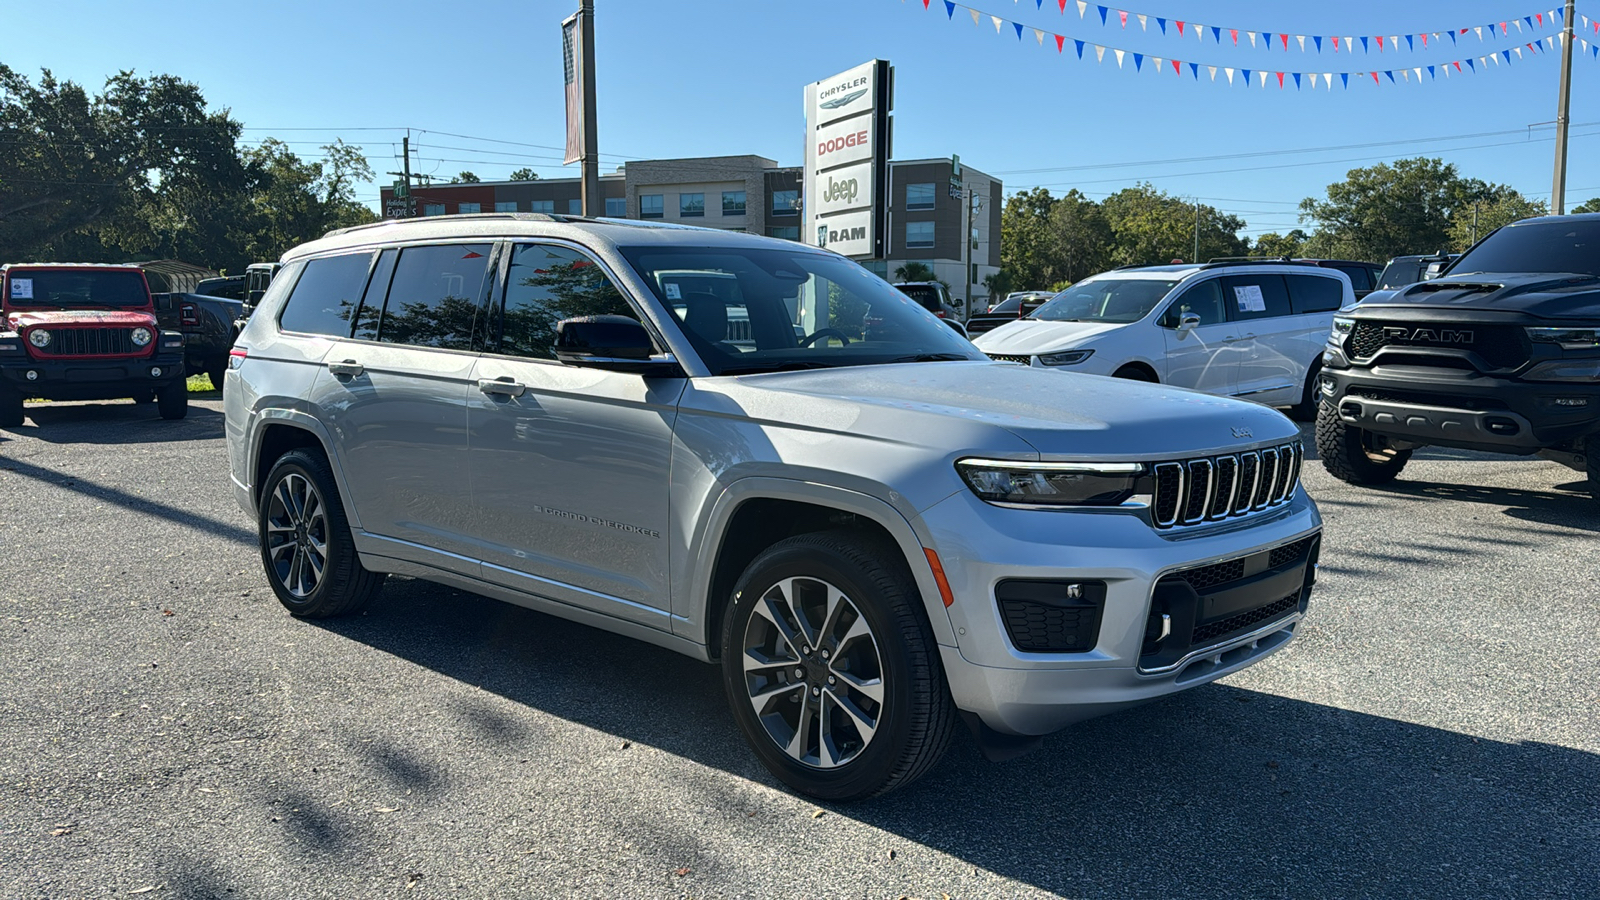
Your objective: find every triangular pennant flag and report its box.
[1114,48,1125,66]
[1095,44,1106,62]
[1097,5,1108,25]
[1537,12,1544,27]
[1340,72,1349,88]
[1076,0,1086,17]
[991,14,1002,33]
[1385,70,1395,82]
[1208,64,1217,80]
[1514,46,1524,58]
[1014,20,1025,39]
[1193,22,1203,41]
[1489,23,1498,37]
[1405,35,1414,51]
[970,9,980,26]
[1118,9,1128,28]
[1324,71,1334,90]
[1391,35,1399,48]
[1346,36,1355,52]
[1230,29,1239,45]
[1377,35,1385,51]
[1188,61,1198,78]
[1173,59,1182,75]
[1521,17,1530,31]
[1280,72,1288,89]
[1248,31,1258,47]
[1156,16,1165,33]
[1333,36,1340,52]
[1412,67,1421,81]
[1421,33,1428,48]
[1035,27,1046,44]
[1309,72,1319,88]
[1371,71,1380,85]
[1314,35,1322,52]
[1137,13,1146,30]
[1132,52,1142,70]
[1453,60,1462,71]
[1241,67,1251,84]
[1225,67,1235,84]
[1467,57,1477,70]
[1443,62,1451,77]
[1475,26,1483,40]
[1259,70,1270,88]
[945,1,955,17]
[1151,56,1162,74]
[1293,72,1302,89]
[1427,65,1435,79]
[1297,35,1306,52]
[1177,20,1185,37]
[923,0,930,8]
[1265,32,1274,49]
[1361,36,1369,52]
[1553,7,1562,22]
[1448,29,1456,44]
[1037,0,1044,8]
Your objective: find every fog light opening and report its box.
[26,370,38,381]
[150,367,162,378]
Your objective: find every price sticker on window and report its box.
[664,283,682,300]
[1233,284,1266,313]
[9,278,33,300]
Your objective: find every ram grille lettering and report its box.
[1382,326,1474,344]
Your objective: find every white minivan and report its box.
[973,262,1353,417]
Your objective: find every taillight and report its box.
[180,301,200,326]
[228,347,248,370]
[935,310,947,318]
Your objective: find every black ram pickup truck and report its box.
[153,292,243,389]
[1317,214,1600,499]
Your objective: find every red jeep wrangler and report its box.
[0,264,189,427]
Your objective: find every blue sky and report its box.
[8,0,1599,238]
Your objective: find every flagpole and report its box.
[1552,0,1577,214]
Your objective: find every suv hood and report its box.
[1356,272,1600,320]
[971,319,1127,352]
[7,309,157,331]
[708,361,1297,461]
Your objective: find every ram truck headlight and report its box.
[130,327,153,347]
[1526,327,1600,350]
[958,459,1145,507]
[28,329,51,348]
[1037,349,1094,367]
[1330,317,1355,344]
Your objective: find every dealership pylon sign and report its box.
[803,60,892,260]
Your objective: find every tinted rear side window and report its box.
[278,252,374,337]
[376,244,493,350]
[1377,261,1423,290]
[1218,274,1292,320]
[1332,265,1372,293]
[1285,274,1345,314]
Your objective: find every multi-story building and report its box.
[378,154,1000,314]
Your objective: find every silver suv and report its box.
[225,215,1323,800]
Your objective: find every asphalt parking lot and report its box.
[2,397,1596,900]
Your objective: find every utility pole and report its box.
[1552,0,1577,214]
[1473,201,1480,244]
[385,133,415,218]
[579,0,601,216]
[1193,199,1201,262]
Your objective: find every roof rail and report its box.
[1197,257,1319,270]
[322,211,576,239]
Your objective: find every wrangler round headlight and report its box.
[130,327,153,347]
[28,329,51,348]
[958,458,1146,507]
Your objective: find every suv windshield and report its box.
[619,246,982,375]
[987,296,1022,314]
[1451,219,1600,277]
[895,284,944,311]
[1030,278,1179,323]
[6,269,148,309]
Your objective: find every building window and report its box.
[640,194,664,218]
[568,198,582,214]
[906,221,935,248]
[458,202,481,214]
[679,193,705,217]
[530,200,555,214]
[422,203,446,216]
[494,201,518,213]
[768,226,799,241]
[771,190,799,216]
[605,197,626,217]
[722,191,746,216]
[906,183,936,210]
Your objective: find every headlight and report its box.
[1522,359,1600,382]
[1037,349,1094,367]
[1526,327,1600,350]
[958,458,1144,507]
[130,327,153,347]
[1330,317,1355,343]
[28,329,51,348]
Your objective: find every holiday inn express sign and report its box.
[803,60,892,259]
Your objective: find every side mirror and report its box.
[943,319,970,339]
[554,315,681,376]
[1175,311,1202,333]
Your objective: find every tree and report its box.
[1000,187,1058,289]
[1251,230,1308,259]
[982,270,1014,303]
[1102,184,1245,267]
[452,171,481,183]
[1300,158,1467,261]
[1570,197,1600,214]
[509,167,539,182]
[893,261,935,282]
[238,138,375,267]
[1447,193,1546,250]
[1047,189,1115,283]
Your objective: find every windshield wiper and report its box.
[885,352,972,363]
[719,360,840,375]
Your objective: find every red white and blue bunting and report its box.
[911,0,1597,90]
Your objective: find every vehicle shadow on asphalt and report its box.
[7,400,224,444]
[1365,480,1599,533]
[310,576,1600,898]
[0,454,256,545]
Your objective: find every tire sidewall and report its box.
[259,452,343,616]
[720,539,922,800]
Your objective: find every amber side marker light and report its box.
[923,548,955,608]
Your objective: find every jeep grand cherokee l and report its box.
[1319,214,1600,499]
[226,215,1322,800]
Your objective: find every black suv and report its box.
[1317,214,1600,498]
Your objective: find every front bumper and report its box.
[922,485,1321,736]
[1322,363,1600,452]
[1,350,186,400]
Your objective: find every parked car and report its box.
[974,260,1353,419]
[241,262,281,318]
[152,292,244,389]
[966,291,1053,337]
[1374,253,1458,292]
[226,216,1322,800]
[892,281,967,336]
[1319,214,1600,499]
[0,263,188,426]
[195,275,247,301]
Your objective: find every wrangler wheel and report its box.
[1316,399,1411,484]
[259,449,383,617]
[721,530,954,800]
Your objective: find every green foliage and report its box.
[509,168,539,182]
[452,171,481,183]
[1250,229,1308,259]
[999,188,1112,289]
[893,261,935,282]
[981,270,1014,302]
[1569,197,1600,214]
[1102,184,1246,267]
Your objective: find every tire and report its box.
[206,356,228,392]
[1112,365,1157,383]
[720,529,955,801]
[136,391,156,404]
[1586,438,1600,502]
[1287,359,1323,422]
[1316,400,1412,484]
[0,385,24,428]
[258,449,384,618]
[156,379,188,420]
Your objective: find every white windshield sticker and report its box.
[664,283,682,300]
[1234,284,1266,312]
[10,278,33,300]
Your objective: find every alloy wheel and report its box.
[265,473,328,599]
[740,576,885,769]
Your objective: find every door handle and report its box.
[477,377,526,398]
[1223,334,1255,343]
[327,359,364,376]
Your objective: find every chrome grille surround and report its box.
[1151,442,1302,530]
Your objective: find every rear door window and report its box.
[1285,274,1345,314]
[374,244,493,351]
[1218,274,1292,321]
[278,252,375,337]
[497,244,640,360]
[350,249,398,342]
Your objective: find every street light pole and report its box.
[1552,0,1577,214]
[579,0,601,217]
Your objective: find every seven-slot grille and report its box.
[1346,321,1530,369]
[985,352,1032,365]
[1150,442,1302,528]
[33,327,138,357]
